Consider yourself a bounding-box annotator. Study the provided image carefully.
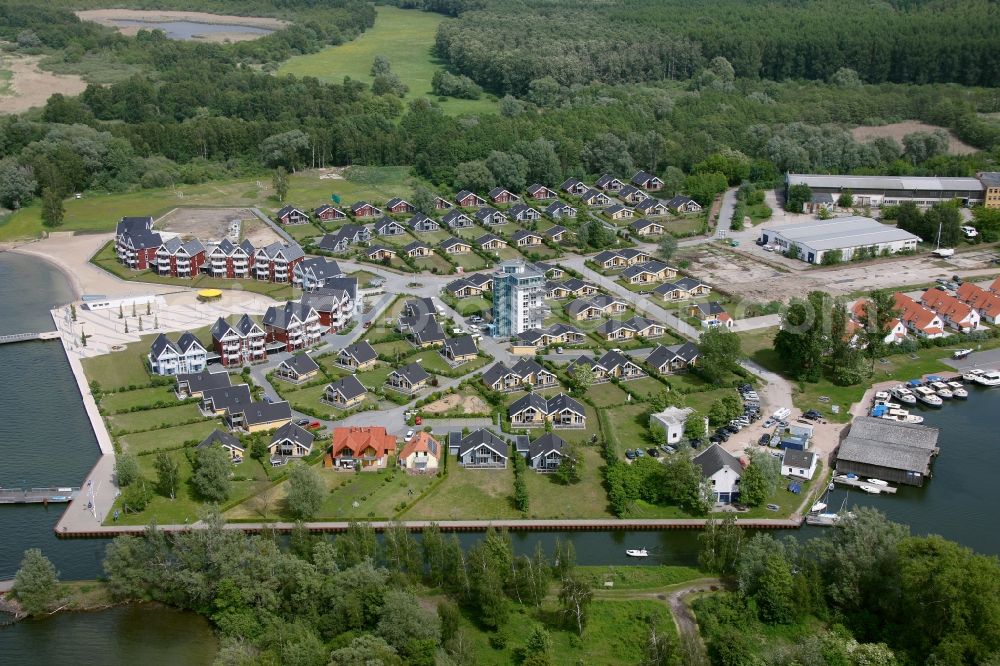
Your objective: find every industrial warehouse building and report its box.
[835,416,939,487]
[757,217,921,264]
[786,173,986,208]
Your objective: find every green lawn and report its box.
[100,386,180,413]
[118,420,222,455]
[0,166,414,241]
[462,598,674,665]
[278,7,497,116]
[82,344,153,392]
[603,404,654,456]
[588,382,631,408]
[107,403,205,434]
[665,214,708,237]
[412,253,453,274]
[574,565,704,590]
[404,463,519,520]
[110,450,269,525]
[450,252,489,271]
[316,467,437,520]
[411,351,491,376]
[355,364,395,390]
[372,339,414,359]
[622,376,669,401]
[522,447,613,519]
[448,295,491,316]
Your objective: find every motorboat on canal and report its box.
[962,368,985,382]
[912,385,943,406]
[974,370,1000,387]
[947,381,968,398]
[889,385,918,405]
[928,381,953,399]
[626,549,649,558]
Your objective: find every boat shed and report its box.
[835,416,939,487]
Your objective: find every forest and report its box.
[429,0,1000,95]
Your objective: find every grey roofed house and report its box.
[511,358,545,379]
[445,277,475,295]
[635,198,666,214]
[197,429,245,453]
[596,349,632,372]
[544,201,577,217]
[548,323,582,338]
[475,206,507,224]
[476,232,505,246]
[646,342,699,370]
[263,301,317,329]
[176,369,231,395]
[618,248,649,261]
[257,240,305,262]
[631,218,661,231]
[326,374,367,401]
[673,276,709,292]
[512,229,542,243]
[443,334,478,358]
[782,449,816,470]
[311,276,358,302]
[212,237,236,255]
[693,443,743,479]
[560,177,585,191]
[280,353,319,377]
[239,400,292,427]
[202,383,254,413]
[403,240,432,254]
[567,354,600,373]
[300,285,355,316]
[836,416,939,485]
[374,216,406,234]
[296,256,343,282]
[366,244,396,258]
[653,281,683,297]
[544,224,569,238]
[595,174,623,189]
[236,313,263,336]
[666,195,699,210]
[393,362,431,386]
[758,216,921,253]
[116,216,162,248]
[508,203,538,219]
[693,301,727,317]
[566,298,600,318]
[341,340,378,365]
[979,171,1000,187]
[466,272,494,288]
[525,432,566,461]
[604,203,631,216]
[385,197,412,210]
[482,362,514,387]
[589,294,623,310]
[314,203,345,218]
[150,333,179,359]
[594,249,624,264]
[239,239,256,256]
[351,201,381,215]
[407,213,438,230]
[597,319,631,336]
[622,260,669,280]
[457,428,509,457]
[632,170,659,186]
[442,209,473,227]
[547,393,584,416]
[270,421,314,450]
[440,236,470,251]
[561,278,592,293]
[488,186,518,199]
[625,315,659,332]
[413,319,446,345]
[509,392,549,416]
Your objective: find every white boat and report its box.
[866,478,889,487]
[913,386,943,406]
[963,369,985,382]
[947,381,968,398]
[806,512,843,526]
[809,502,828,513]
[890,385,918,405]
[874,400,902,410]
[929,381,953,399]
[626,549,649,558]
[974,370,1000,387]
[858,483,883,495]
[882,408,923,424]
[873,390,891,401]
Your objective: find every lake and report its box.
[0,604,217,665]
[107,19,274,40]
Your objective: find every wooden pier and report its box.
[0,487,79,504]
[0,331,60,345]
[833,475,898,494]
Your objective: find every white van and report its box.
[772,407,791,421]
[961,225,978,238]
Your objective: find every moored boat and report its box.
[962,369,985,382]
[947,381,968,399]
[913,386,943,406]
[867,478,889,486]
[974,370,1000,387]
[626,549,649,558]
[873,390,891,402]
[858,483,883,494]
[884,408,923,424]
[929,381,953,399]
[889,385,918,405]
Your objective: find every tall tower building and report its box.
[492,260,545,337]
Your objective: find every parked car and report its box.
[758,433,771,445]
[689,438,702,449]
[724,424,741,434]
[404,430,415,442]
[556,347,564,354]
[803,409,822,420]
[709,434,725,444]
[634,448,646,457]
[661,445,677,455]
[714,429,731,441]
[295,418,311,426]
[308,421,320,429]
[646,448,660,457]
[625,449,636,460]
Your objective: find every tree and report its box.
[698,326,741,384]
[581,132,633,176]
[837,190,854,208]
[261,131,309,172]
[372,72,409,97]
[513,453,529,513]
[682,171,727,207]
[285,463,324,520]
[738,461,768,507]
[377,589,441,655]
[485,150,529,192]
[662,166,685,197]
[569,362,595,392]
[153,452,180,500]
[552,442,581,485]
[514,138,562,187]
[830,67,862,87]
[903,130,949,165]
[698,515,743,575]
[755,553,796,623]
[115,452,140,487]
[192,445,231,502]
[272,167,288,203]
[13,548,59,615]
[41,188,64,228]
[336,521,378,568]
[438,599,461,644]
[657,234,678,261]
[384,521,422,577]
[329,635,401,666]
[683,410,707,440]
[774,293,826,382]
[829,301,866,386]
[452,159,494,193]
[499,95,524,117]
[709,394,743,426]
[786,183,812,213]
[522,624,553,666]
[370,54,392,77]
[580,218,614,249]
[0,157,38,209]
[644,616,683,666]
[559,574,593,636]
[409,184,438,215]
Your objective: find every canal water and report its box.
[108,19,274,40]
[0,604,217,664]
[0,252,998,653]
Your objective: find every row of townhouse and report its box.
[566,293,628,320]
[919,289,981,333]
[509,392,587,429]
[176,369,294,441]
[482,359,558,393]
[515,323,586,348]
[115,216,309,284]
[597,316,666,341]
[567,343,699,383]
[955,281,1000,324]
[448,429,570,472]
[545,277,598,300]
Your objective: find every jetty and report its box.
[832,475,897,494]
[0,331,60,345]
[0,487,79,504]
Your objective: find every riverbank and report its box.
[1,580,119,621]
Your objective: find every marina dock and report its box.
[0,331,60,345]
[0,487,79,504]
[833,475,897,494]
